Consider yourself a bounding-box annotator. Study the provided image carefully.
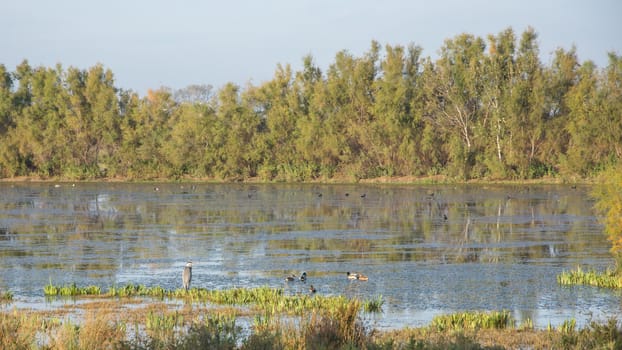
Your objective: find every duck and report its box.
[285,274,297,282]
[309,285,317,293]
[300,271,307,282]
[347,272,368,281]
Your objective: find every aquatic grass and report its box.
[43,283,383,317]
[557,266,622,289]
[43,281,101,296]
[0,290,13,302]
[431,310,514,331]
[145,310,184,332]
[362,294,383,313]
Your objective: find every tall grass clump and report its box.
[557,266,622,289]
[49,313,126,350]
[44,280,101,296]
[431,310,514,331]
[362,295,383,313]
[0,290,13,302]
[0,310,43,349]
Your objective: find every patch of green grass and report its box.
[42,283,384,316]
[557,266,622,288]
[362,295,383,313]
[431,310,514,331]
[0,290,13,302]
[43,281,101,296]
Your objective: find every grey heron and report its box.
[182,261,192,290]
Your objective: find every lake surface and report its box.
[0,182,620,329]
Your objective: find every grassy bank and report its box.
[2,302,620,349]
[0,285,618,349]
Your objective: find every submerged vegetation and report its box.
[0,27,620,182]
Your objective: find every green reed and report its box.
[0,290,13,302]
[43,281,101,296]
[557,266,622,289]
[362,295,383,313]
[41,283,383,315]
[431,310,514,331]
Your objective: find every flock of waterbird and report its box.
[181,261,366,294]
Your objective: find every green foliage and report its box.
[44,281,102,296]
[593,163,622,270]
[42,284,383,316]
[0,290,12,302]
[557,266,622,288]
[431,310,514,331]
[0,28,620,181]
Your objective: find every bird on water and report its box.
[347,272,368,281]
[182,261,193,291]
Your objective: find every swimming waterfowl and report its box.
[346,272,368,281]
[285,274,297,282]
[300,271,307,282]
[309,285,317,293]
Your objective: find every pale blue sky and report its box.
[3,0,620,95]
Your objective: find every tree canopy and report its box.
[0,27,620,181]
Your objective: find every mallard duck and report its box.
[346,272,368,281]
[300,271,307,282]
[285,274,297,282]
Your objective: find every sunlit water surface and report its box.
[0,182,620,329]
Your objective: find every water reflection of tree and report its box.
[0,184,609,290]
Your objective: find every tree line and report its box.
[1,27,620,181]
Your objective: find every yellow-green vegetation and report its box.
[1,28,620,181]
[43,283,383,316]
[43,282,101,296]
[0,290,12,302]
[557,163,622,288]
[594,163,622,270]
[2,305,621,350]
[558,266,622,288]
[430,310,513,331]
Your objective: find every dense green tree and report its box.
[426,34,487,179]
[505,28,548,178]
[63,64,121,178]
[0,28,619,182]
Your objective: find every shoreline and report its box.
[0,174,594,185]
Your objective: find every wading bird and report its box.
[182,261,192,290]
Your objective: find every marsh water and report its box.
[0,182,620,329]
